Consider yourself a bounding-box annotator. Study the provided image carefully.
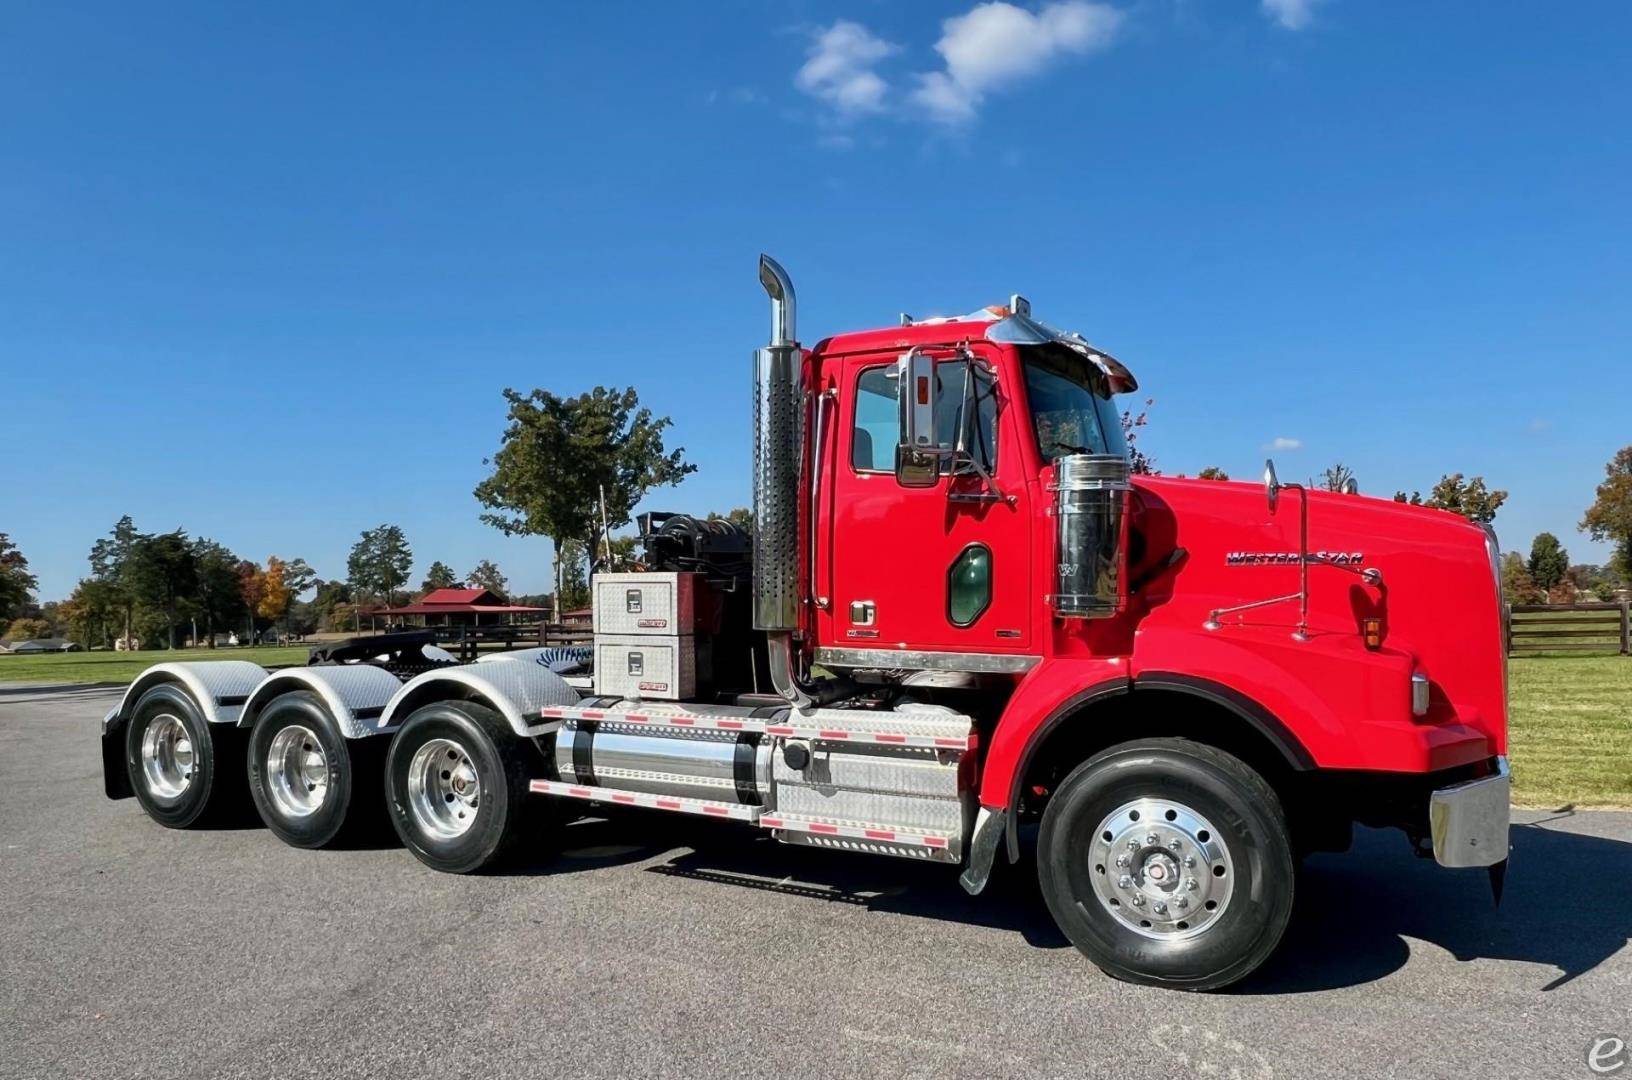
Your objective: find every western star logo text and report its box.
[1225,551,1365,566]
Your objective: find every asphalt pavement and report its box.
[3,681,1629,1080]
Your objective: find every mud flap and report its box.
[958,806,1006,896]
[101,709,133,800]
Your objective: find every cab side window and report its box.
[851,360,998,474]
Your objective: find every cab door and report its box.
[819,346,1033,658]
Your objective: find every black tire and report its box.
[124,683,245,829]
[246,690,388,849]
[1037,738,1294,991]
[384,699,540,874]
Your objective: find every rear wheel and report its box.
[247,690,386,849]
[1038,738,1294,991]
[385,700,538,873]
[125,683,244,828]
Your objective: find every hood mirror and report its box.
[1263,459,1282,512]
[1341,476,1360,496]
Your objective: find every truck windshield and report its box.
[1022,346,1128,462]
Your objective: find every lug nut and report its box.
[1130,895,1145,907]
[1145,834,1159,846]
[1127,839,1140,851]
[1184,855,1196,868]
[1176,897,1189,910]
[1153,901,1168,914]
[1186,878,1199,891]
[1168,839,1182,851]
[1115,854,1130,868]
[1118,875,1133,889]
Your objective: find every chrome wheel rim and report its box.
[1088,798,1235,940]
[140,714,194,800]
[267,725,328,818]
[407,738,480,840]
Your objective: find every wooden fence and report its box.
[1507,602,1632,656]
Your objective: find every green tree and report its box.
[466,559,508,598]
[1581,446,1632,579]
[1195,466,1229,481]
[474,385,695,620]
[1120,399,1156,475]
[191,538,246,648]
[0,533,39,623]
[1395,474,1507,524]
[313,580,352,624]
[282,558,318,600]
[1527,533,1570,594]
[126,530,198,649]
[347,525,413,608]
[88,515,142,643]
[422,561,461,592]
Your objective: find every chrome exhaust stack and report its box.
[753,255,812,710]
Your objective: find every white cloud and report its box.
[1262,0,1325,30]
[1265,436,1303,451]
[911,1,1124,124]
[796,21,898,116]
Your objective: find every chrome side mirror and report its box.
[1341,476,1360,496]
[896,350,944,488]
[1264,459,1282,511]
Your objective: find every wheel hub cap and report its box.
[267,724,328,818]
[140,714,194,800]
[407,738,480,840]
[1089,798,1234,940]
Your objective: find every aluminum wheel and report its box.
[406,737,480,840]
[140,713,195,800]
[266,724,329,818]
[1088,797,1235,940]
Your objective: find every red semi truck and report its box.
[101,256,1509,990]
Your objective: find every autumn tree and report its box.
[347,525,413,608]
[1500,552,1543,605]
[466,559,508,598]
[61,577,122,648]
[422,561,460,592]
[1195,466,1229,481]
[1394,474,1506,524]
[474,386,695,620]
[0,533,38,623]
[1527,533,1570,595]
[257,556,293,632]
[1581,446,1632,579]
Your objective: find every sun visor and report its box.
[985,312,1138,394]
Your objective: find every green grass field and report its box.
[4,644,1628,805]
[0,645,310,685]
[1508,654,1632,808]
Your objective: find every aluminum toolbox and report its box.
[593,633,703,701]
[592,572,699,636]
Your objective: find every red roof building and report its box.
[377,588,546,627]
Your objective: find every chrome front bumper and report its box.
[1429,756,1510,868]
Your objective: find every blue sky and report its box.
[4,1,1628,601]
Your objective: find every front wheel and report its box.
[1037,738,1294,991]
[385,699,539,873]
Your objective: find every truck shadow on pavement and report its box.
[527,808,1632,992]
[1242,812,1631,994]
